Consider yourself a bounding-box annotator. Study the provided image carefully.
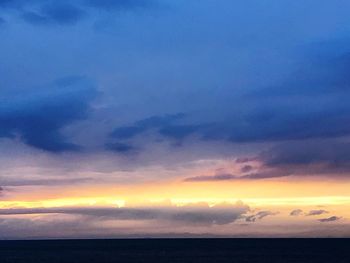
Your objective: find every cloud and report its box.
[0,201,250,226]
[180,140,350,182]
[245,211,278,222]
[120,42,350,147]
[111,114,213,146]
[183,169,291,182]
[108,113,205,152]
[100,44,350,165]
[240,165,253,173]
[105,142,137,154]
[290,209,303,216]
[0,178,93,187]
[240,171,292,180]
[260,141,350,172]
[226,49,350,143]
[0,76,97,152]
[0,0,158,26]
[183,173,238,182]
[229,139,350,180]
[318,216,341,223]
[306,210,329,216]
[21,3,85,26]
[1,1,350,183]
[111,113,186,140]
[159,124,208,141]
[85,0,156,11]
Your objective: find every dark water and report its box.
[0,239,349,263]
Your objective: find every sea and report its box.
[0,239,349,263]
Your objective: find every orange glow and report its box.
[2,178,350,210]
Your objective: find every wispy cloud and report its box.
[318,216,341,223]
[245,211,279,222]
[183,173,238,182]
[306,210,329,216]
[290,209,303,216]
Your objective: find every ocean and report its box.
[0,239,349,263]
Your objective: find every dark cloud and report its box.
[0,202,250,226]
[260,141,350,170]
[240,165,253,173]
[318,216,341,223]
[290,209,303,216]
[183,173,237,182]
[0,76,97,152]
[85,0,155,11]
[254,50,350,97]
[103,45,350,160]
[245,211,278,222]
[240,171,291,180]
[122,44,350,148]
[0,178,92,187]
[159,124,209,141]
[105,142,137,154]
[232,139,350,180]
[112,119,213,144]
[257,142,350,178]
[111,113,186,140]
[184,141,350,181]
[306,210,329,216]
[108,113,203,149]
[184,170,291,182]
[0,0,157,26]
[110,126,145,140]
[227,49,350,143]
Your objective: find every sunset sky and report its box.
[1,0,350,239]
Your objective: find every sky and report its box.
[1,0,350,238]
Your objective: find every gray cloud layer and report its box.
[0,202,250,226]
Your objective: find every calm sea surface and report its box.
[0,239,349,263]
